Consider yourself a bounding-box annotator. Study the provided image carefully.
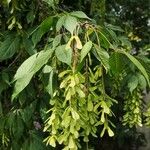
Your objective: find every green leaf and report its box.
[137,74,147,89]
[14,53,37,81]
[13,54,37,81]
[11,114,24,139]
[98,31,111,49]
[43,0,57,8]
[14,50,52,81]
[2,71,10,85]
[106,29,119,44]
[56,16,66,32]
[105,94,118,104]
[94,44,110,72]
[30,50,53,72]
[105,23,124,32]
[32,16,53,46]
[12,50,53,100]
[27,11,35,23]
[80,41,92,62]
[64,15,78,35]
[70,11,91,20]
[0,101,2,115]
[20,101,36,123]
[0,34,20,61]
[52,34,62,49]
[23,37,37,55]
[136,56,150,77]
[109,52,124,75]
[128,75,139,93]
[55,45,72,66]
[0,80,8,95]
[43,65,53,73]
[120,51,150,86]
[46,69,54,97]
[12,73,34,100]
[119,36,132,48]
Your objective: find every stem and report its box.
[101,66,106,100]
[94,28,100,47]
[86,142,89,150]
[95,28,106,100]
[7,51,22,68]
[85,58,89,96]
[90,0,93,16]
[84,34,89,96]
[72,43,78,74]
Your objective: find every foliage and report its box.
[0,0,149,149]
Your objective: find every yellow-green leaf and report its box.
[68,136,75,149]
[107,127,114,137]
